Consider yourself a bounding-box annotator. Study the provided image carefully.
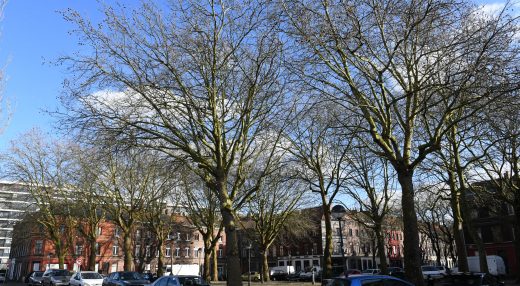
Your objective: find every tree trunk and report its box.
[397,171,425,286]
[322,204,333,278]
[261,250,269,281]
[221,207,241,286]
[88,236,97,271]
[123,232,134,271]
[449,178,469,272]
[157,240,165,277]
[203,245,212,281]
[374,224,388,275]
[212,246,218,281]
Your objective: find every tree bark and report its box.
[449,181,469,272]
[512,203,520,281]
[88,236,97,271]
[123,233,134,271]
[261,250,269,281]
[212,246,218,281]
[374,224,388,275]
[322,204,333,278]
[157,241,165,277]
[221,207,241,286]
[203,244,212,281]
[397,171,424,286]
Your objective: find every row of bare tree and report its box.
[0,0,519,285]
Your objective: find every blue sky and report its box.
[0,0,513,152]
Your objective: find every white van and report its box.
[465,255,506,276]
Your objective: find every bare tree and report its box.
[345,151,398,275]
[67,147,106,271]
[283,100,355,278]
[92,149,173,271]
[416,187,455,267]
[179,172,223,282]
[3,129,77,269]
[60,1,289,283]
[243,166,307,281]
[281,0,519,283]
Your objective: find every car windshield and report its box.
[52,270,70,276]
[35,272,44,277]
[82,273,103,279]
[422,266,438,271]
[120,272,141,280]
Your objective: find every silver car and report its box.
[42,269,72,286]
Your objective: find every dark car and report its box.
[140,273,156,283]
[324,274,415,286]
[102,272,150,286]
[172,275,209,286]
[148,276,179,286]
[26,271,45,286]
[439,273,504,286]
[42,269,72,286]
[386,267,403,275]
[270,270,288,281]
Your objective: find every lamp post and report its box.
[246,244,252,286]
[331,205,347,271]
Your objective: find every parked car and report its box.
[140,273,156,283]
[361,269,380,275]
[102,271,150,286]
[172,275,209,286]
[26,271,45,286]
[0,272,5,283]
[421,265,445,280]
[435,266,449,275]
[69,271,104,286]
[324,274,415,286]
[42,269,72,286]
[241,272,260,281]
[148,276,180,286]
[270,270,287,281]
[386,267,403,275]
[439,273,505,286]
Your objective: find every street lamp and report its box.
[246,243,252,286]
[331,205,347,271]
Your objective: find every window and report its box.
[34,240,43,255]
[348,229,353,236]
[96,243,101,256]
[185,233,190,241]
[146,246,151,257]
[112,244,119,256]
[185,247,190,257]
[177,233,181,240]
[175,248,180,257]
[194,234,200,241]
[165,247,171,257]
[355,229,359,236]
[135,245,140,256]
[136,230,141,239]
[97,227,102,236]
[75,245,83,256]
[114,227,120,237]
